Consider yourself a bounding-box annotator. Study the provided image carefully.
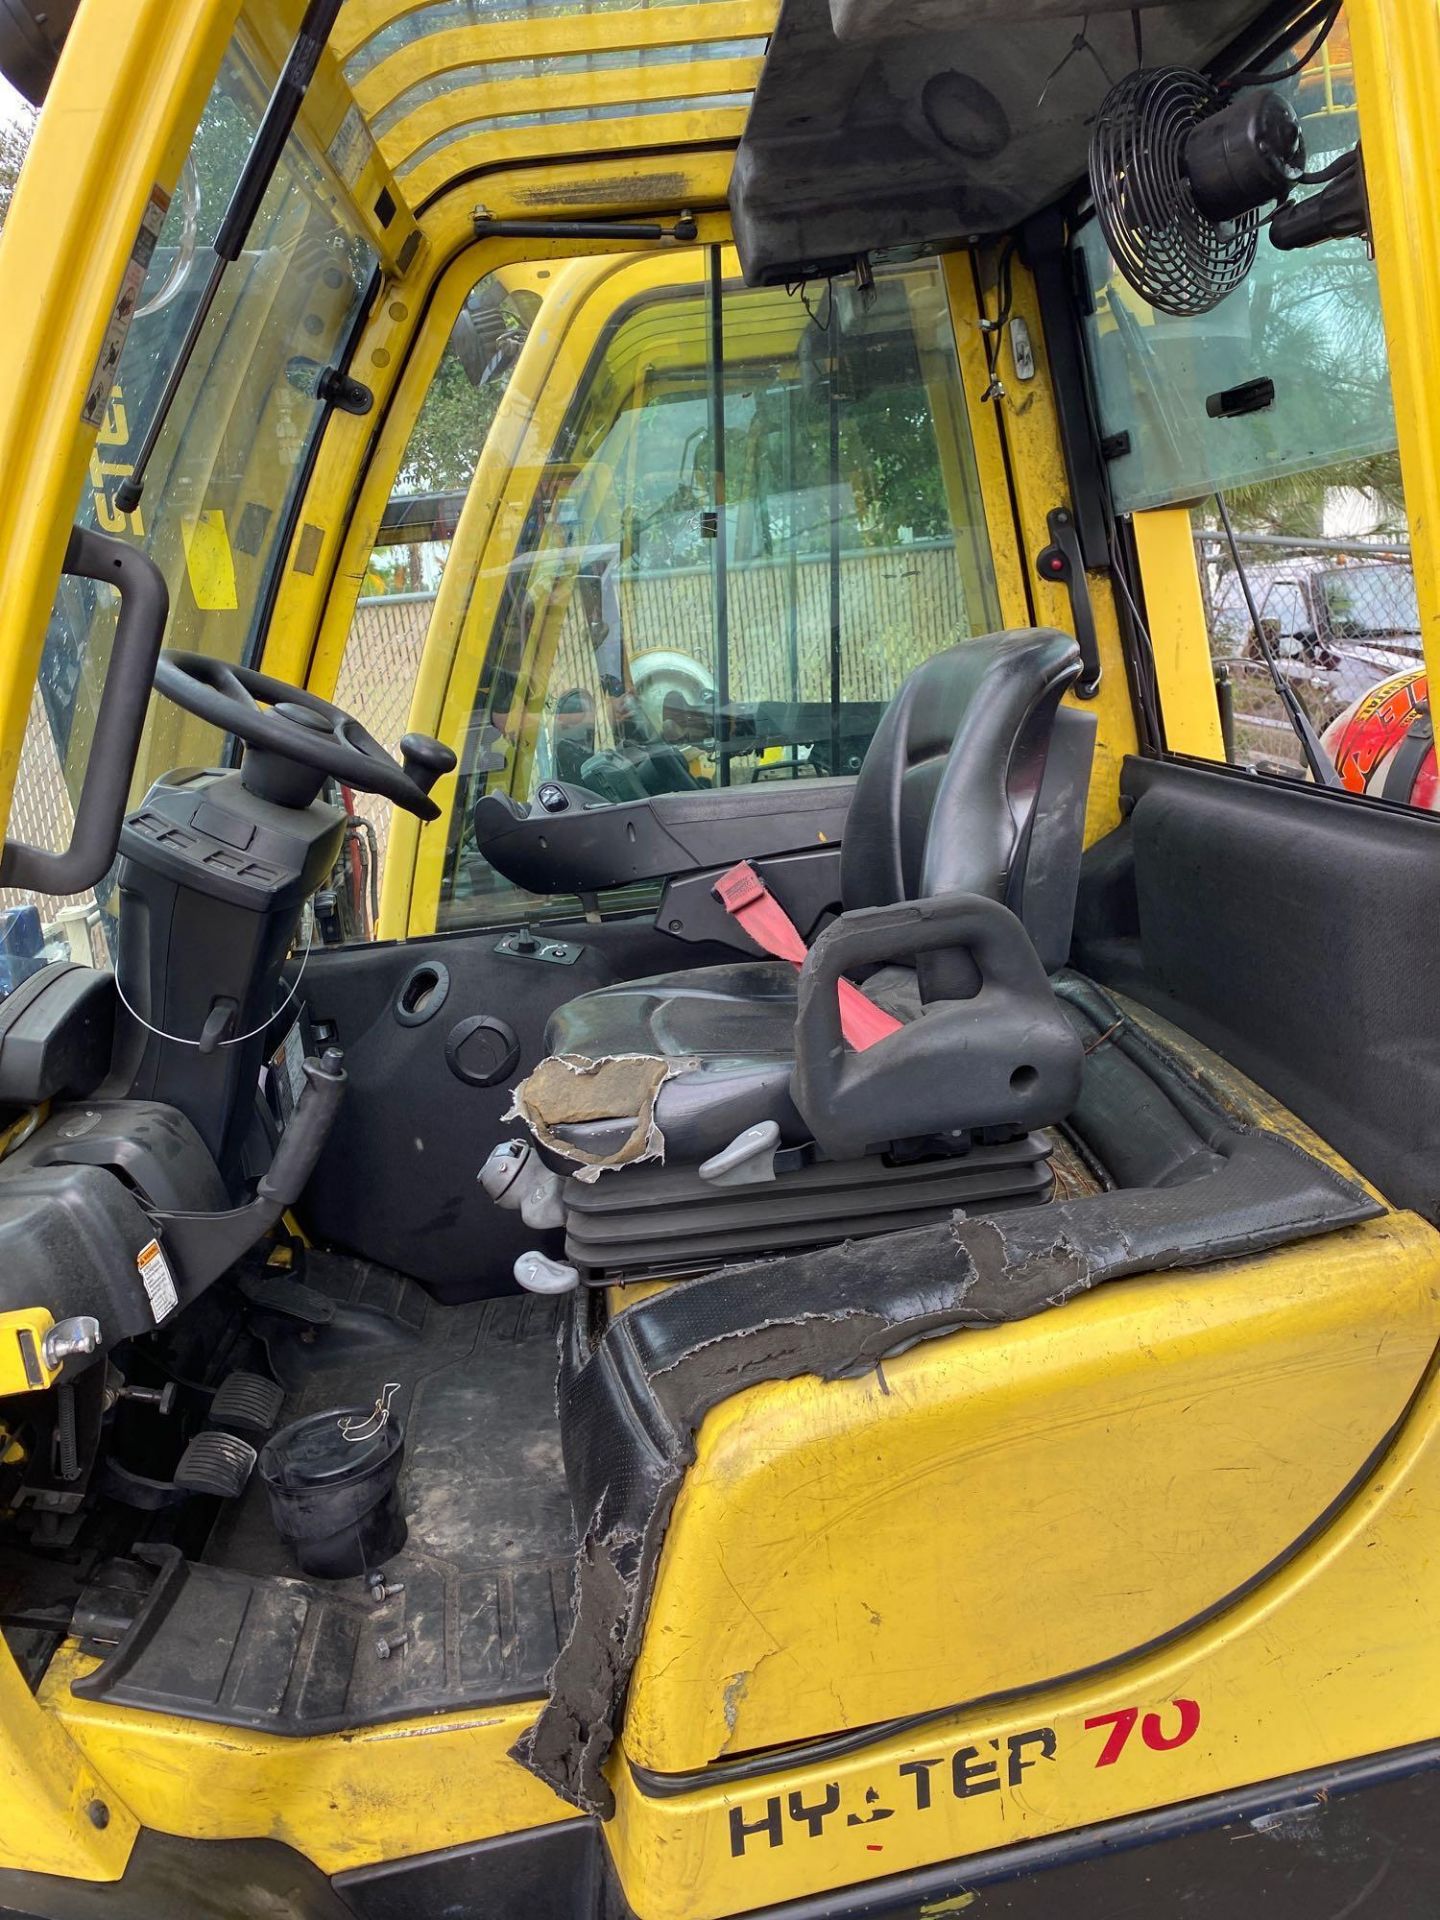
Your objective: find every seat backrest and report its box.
[839,629,1083,915]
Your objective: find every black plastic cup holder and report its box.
[394,959,450,1027]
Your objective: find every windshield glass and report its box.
[330,244,1000,937]
[0,40,377,969]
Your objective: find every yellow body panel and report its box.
[606,1330,1440,1917]
[624,1206,1440,1772]
[0,1636,137,1881]
[1350,0,1440,697]
[44,1663,574,1876]
[1132,508,1226,760]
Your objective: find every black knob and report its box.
[399,732,458,797]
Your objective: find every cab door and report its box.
[280,234,1038,1294]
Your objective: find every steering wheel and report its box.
[153,651,456,820]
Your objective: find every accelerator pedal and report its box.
[238,1272,336,1326]
[208,1371,285,1438]
[172,1432,257,1500]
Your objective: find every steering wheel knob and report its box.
[400,732,458,798]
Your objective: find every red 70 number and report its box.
[1084,1699,1201,1767]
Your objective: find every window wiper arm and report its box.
[1215,491,1341,789]
[115,0,346,515]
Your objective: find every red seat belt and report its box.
[711,861,902,1051]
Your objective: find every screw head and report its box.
[86,1800,110,1830]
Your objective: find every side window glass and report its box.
[330,274,542,933]
[0,47,377,975]
[362,247,999,938]
[1083,8,1427,803]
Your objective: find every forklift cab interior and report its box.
[3,2,1440,1917]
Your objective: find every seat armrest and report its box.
[792,893,1083,1159]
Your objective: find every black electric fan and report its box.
[1089,69,1307,316]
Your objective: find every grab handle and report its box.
[0,526,169,895]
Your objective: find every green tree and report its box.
[0,104,35,230]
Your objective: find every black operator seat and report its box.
[513,630,1091,1177]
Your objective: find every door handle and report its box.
[1036,506,1101,698]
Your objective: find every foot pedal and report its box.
[173,1432,257,1499]
[209,1371,284,1437]
[238,1273,336,1325]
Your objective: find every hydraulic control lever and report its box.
[151,1049,347,1296]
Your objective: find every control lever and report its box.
[258,1049,347,1205]
[151,1050,348,1295]
[399,733,458,799]
[198,998,238,1056]
[1035,506,1101,698]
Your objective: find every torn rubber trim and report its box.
[517,977,1382,1814]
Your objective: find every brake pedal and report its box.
[173,1432,257,1499]
[209,1371,285,1437]
[238,1272,336,1325]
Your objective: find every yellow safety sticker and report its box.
[181,509,239,612]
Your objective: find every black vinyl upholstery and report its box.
[841,630,1078,911]
[544,960,925,1159]
[541,630,1082,1160]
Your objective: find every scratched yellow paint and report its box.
[607,1325,1440,1917]
[0,1635,138,1881]
[624,1007,1440,1774]
[44,1655,576,1876]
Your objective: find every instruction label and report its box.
[137,1237,178,1323]
[83,184,170,426]
[269,1018,309,1126]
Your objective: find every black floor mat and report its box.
[74,1256,576,1734]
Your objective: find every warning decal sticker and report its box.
[137,1237,179,1324]
[83,184,170,427]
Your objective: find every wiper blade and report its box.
[1215,491,1341,789]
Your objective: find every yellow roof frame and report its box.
[350,0,775,119]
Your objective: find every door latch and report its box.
[1035,506,1102,698]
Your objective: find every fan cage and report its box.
[1090,66,1260,319]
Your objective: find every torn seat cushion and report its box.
[534,960,922,1166]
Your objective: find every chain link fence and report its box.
[2,531,1423,961]
[337,539,975,899]
[1195,530,1420,775]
